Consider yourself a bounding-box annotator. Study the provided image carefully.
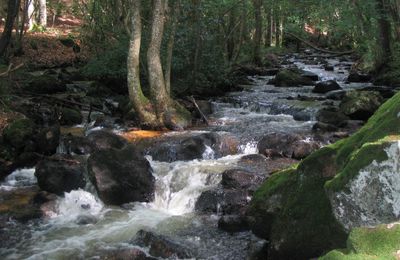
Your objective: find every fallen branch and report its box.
[0,63,24,77]
[189,96,210,126]
[285,32,355,56]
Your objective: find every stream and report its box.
[0,53,368,259]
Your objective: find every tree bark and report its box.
[127,0,158,127]
[27,0,35,30]
[147,0,171,124]
[252,0,262,66]
[376,0,392,67]
[0,0,21,58]
[38,0,46,27]
[165,0,179,96]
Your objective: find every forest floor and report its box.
[1,14,89,70]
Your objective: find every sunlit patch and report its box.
[121,130,165,141]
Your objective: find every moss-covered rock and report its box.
[2,118,35,150]
[59,108,83,126]
[339,91,384,120]
[274,69,314,87]
[27,75,66,94]
[248,92,400,259]
[321,223,400,260]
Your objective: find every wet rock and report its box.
[221,169,265,192]
[134,230,194,259]
[27,75,66,94]
[347,71,371,83]
[274,69,314,87]
[247,239,269,260]
[360,86,396,99]
[324,65,334,71]
[339,90,384,120]
[300,70,319,81]
[35,155,86,195]
[317,107,349,126]
[257,132,319,159]
[147,132,238,162]
[0,187,44,222]
[2,118,35,151]
[35,125,60,155]
[59,108,83,126]
[218,215,249,233]
[313,122,339,132]
[87,145,154,205]
[75,214,98,225]
[313,80,342,94]
[326,90,346,100]
[237,154,269,174]
[195,188,249,215]
[100,248,152,260]
[87,130,128,151]
[63,135,95,155]
[292,140,321,159]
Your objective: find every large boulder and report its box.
[347,72,371,83]
[248,92,400,259]
[35,155,86,195]
[27,75,66,94]
[35,125,60,155]
[87,130,128,151]
[339,90,384,120]
[321,223,400,259]
[59,108,83,126]
[2,118,35,151]
[87,145,154,205]
[274,69,314,87]
[317,107,349,126]
[221,169,265,192]
[313,80,342,94]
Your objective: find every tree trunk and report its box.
[165,0,179,96]
[28,0,35,30]
[127,0,158,128]
[38,0,46,27]
[252,0,262,66]
[147,0,171,125]
[0,0,21,58]
[376,0,391,67]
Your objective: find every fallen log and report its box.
[189,96,210,126]
[0,63,24,77]
[285,31,355,56]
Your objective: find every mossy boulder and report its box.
[27,75,66,94]
[321,223,400,260]
[59,108,83,126]
[248,92,400,259]
[274,69,314,87]
[2,118,35,151]
[339,91,384,120]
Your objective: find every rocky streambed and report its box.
[0,51,399,259]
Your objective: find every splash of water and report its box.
[1,168,36,190]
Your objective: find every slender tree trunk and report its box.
[265,7,272,47]
[0,0,21,58]
[38,0,46,27]
[127,0,158,127]
[191,0,201,84]
[376,0,392,67]
[252,0,262,66]
[147,0,171,124]
[28,0,35,30]
[165,0,179,96]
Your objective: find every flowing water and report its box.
[0,54,361,259]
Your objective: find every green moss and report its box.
[252,166,297,203]
[275,69,313,87]
[3,118,35,150]
[326,140,393,192]
[321,224,400,260]
[334,92,400,169]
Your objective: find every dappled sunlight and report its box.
[121,130,166,142]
